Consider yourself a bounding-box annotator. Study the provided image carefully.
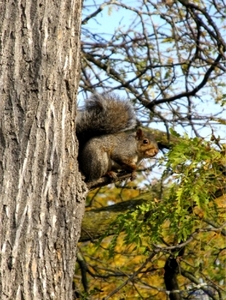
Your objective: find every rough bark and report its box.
[0,1,85,299]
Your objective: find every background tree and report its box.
[0,1,84,299]
[75,0,226,299]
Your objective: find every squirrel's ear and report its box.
[136,128,144,139]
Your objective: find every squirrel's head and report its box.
[136,128,159,158]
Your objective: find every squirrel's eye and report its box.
[143,139,149,144]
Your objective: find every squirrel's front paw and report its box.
[130,171,137,181]
[107,171,118,181]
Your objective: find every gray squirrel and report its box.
[76,93,159,182]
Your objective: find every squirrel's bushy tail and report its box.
[76,93,137,143]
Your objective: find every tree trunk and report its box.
[0,1,85,299]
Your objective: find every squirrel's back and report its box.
[76,93,137,143]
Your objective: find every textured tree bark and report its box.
[0,1,86,299]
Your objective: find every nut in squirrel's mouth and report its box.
[145,148,159,157]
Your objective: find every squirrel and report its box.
[76,93,159,182]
